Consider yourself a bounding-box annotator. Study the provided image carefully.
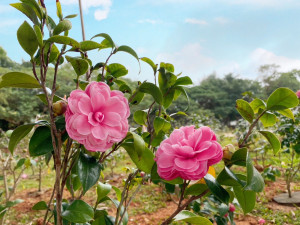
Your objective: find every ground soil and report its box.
[8,179,299,225]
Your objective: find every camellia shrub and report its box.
[0,0,299,225]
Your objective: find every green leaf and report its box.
[97,182,111,202]
[236,99,254,123]
[32,201,48,210]
[260,112,277,128]
[116,45,139,63]
[174,210,213,225]
[17,21,38,57]
[267,87,299,110]
[110,199,128,225]
[140,57,157,73]
[79,40,103,51]
[233,186,256,214]
[185,183,208,196]
[259,131,281,154]
[130,91,144,105]
[216,167,246,187]
[153,117,171,134]
[106,63,128,78]
[46,15,56,35]
[29,126,53,156]
[92,33,115,48]
[53,19,72,35]
[20,0,43,20]
[277,108,295,120]
[33,25,43,47]
[66,56,89,76]
[230,148,247,166]
[133,110,147,126]
[10,3,39,25]
[65,14,77,19]
[139,82,163,104]
[9,124,35,154]
[119,84,132,94]
[78,153,102,194]
[42,43,60,64]
[112,186,122,202]
[122,143,154,173]
[174,86,190,111]
[250,98,266,114]
[6,199,23,208]
[36,94,62,105]
[174,76,193,86]
[245,153,265,192]
[14,158,26,170]
[47,35,80,48]
[204,174,230,204]
[62,200,94,223]
[125,132,145,158]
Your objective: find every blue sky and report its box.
[1,0,300,84]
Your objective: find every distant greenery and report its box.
[1,46,300,129]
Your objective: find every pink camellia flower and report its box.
[65,82,130,152]
[229,203,235,212]
[258,218,266,224]
[296,90,300,99]
[21,174,28,179]
[155,126,223,180]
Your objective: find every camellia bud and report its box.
[53,100,67,117]
[222,144,234,161]
[258,218,266,224]
[229,203,235,212]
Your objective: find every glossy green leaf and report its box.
[36,93,62,105]
[33,25,43,47]
[17,21,38,57]
[185,183,208,196]
[20,0,43,20]
[78,153,102,194]
[116,45,139,62]
[139,82,163,104]
[245,153,265,192]
[267,87,299,110]
[233,186,256,214]
[122,143,154,173]
[47,35,80,48]
[62,200,94,223]
[259,131,281,154]
[277,108,295,120]
[40,43,60,64]
[119,84,132,94]
[153,117,171,134]
[174,76,193,86]
[236,99,254,123]
[92,33,115,48]
[66,56,89,76]
[250,98,266,114]
[112,186,122,202]
[260,112,277,127]
[10,3,39,25]
[9,124,35,154]
[230,148,247,166]
[140,57,157,73]
[216,167,246,187]
[29,126,53,156]
[32,201,48,210]
[204,174,229,204]
[97,182,111,202]
[174,210,213,225]
[53,19,72,35]
[130,91,144,105]
[125,132,145,158]
[107,63,128,78]
[79,40,103,51]
[133,110,147,126]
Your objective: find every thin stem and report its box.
[101,51,114,82]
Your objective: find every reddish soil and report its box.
[8,179,299,225]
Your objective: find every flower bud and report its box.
[296,90,300,99]
[229,203,235,212]
[53,100,67,117]
[140,172,145,177]
[224,213,228,218]
[222,147,233,161]
[258,218,266,224]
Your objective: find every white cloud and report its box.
[138,19,161,24]
[157,43,215,82]
[0,19,22,29]
[249,48,300,72]
[61,0,112,21]
[185,18,208,25]
[214,17,230,24]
